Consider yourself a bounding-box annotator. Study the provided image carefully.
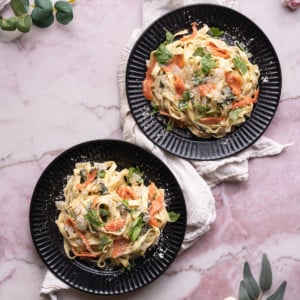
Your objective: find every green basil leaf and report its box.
[182,90,191,102]
[168,211,180,222]
[164,29,174,44]
[85,209,103,227]
[233,56,248,75]
[193,46,205,57]
[201,54,216,75]
[97,170,106,178]
[178,100,189,111]
[259,253,273,291]
[265,281,287,300]
[99,236,112,251]
[0,17,17,31]
[238,280,252,300]
[154,43,173,65]
[128,216,143,242]
[243,262,260,299]
[193,103,208,112]
[16,15,32,33]
[11,0,27,16]
[209,27,224,37]
[150,102,159,115]
[55,1,73,25]
[229,108,242,122]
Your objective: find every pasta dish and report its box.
[142,23,260,138]
[55,161,179,269]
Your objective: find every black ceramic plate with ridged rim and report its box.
[30,140,186,295]
[126,4,281,160]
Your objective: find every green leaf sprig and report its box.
[128,215,143,242]
[233,56,248,75]
[201,53,217,75]
[209,27,224,37]
[238,254,287,300]
[0,0,75,33]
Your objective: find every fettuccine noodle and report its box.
[55,161,178,269]
[142,23,260,138]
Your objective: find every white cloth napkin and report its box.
[40,0,290,298]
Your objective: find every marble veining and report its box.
[0,0,299,299]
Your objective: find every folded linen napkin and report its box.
[40,0,289,299]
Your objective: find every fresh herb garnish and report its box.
[164,29,175,44]
[168,211,180,223]
[209,27,224,37]
[178,100,189,111]
[201,54,217,75]
[99,236,112,251]
[125,166,144,185]
[0,0,75,33]
[128,216,143,242]
[155,43,173,65]
[229,108,242,122]
[233,56,248,75]
[178,90,192,111]
[85,209,103,227]
[193,46,205,57]
[150,102,159,115]
[193,103,208,112]
[97,170,106,178]
[237,254,287,300]
[122,199,129,207]
[159,80,165,88]
[129,166,143,178]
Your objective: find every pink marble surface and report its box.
[0,1,299,299]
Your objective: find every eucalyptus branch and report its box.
[238,254,287,300]
[0,0,75,33]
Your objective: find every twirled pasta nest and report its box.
[142,23,260,138]
[55,161,179,269]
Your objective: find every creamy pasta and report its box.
[55,161,179,269]
[142,23,260,138]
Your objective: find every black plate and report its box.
[126,4,281,160]
[30,140,186,295]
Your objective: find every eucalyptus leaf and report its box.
[243,262,260,299]
[31,0,54,28]
[21,0,30,11]
[259,253,273,291]
[55,1,73,25]
[34,0,53,11]
[11,0,27,17]
[0,17,17,31]
[265,281,287,300]
[32,10,54,28]
[238,281,252,300]
[16,15,32,32]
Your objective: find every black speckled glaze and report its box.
[126,4,281,160]
[30,140,186,295]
